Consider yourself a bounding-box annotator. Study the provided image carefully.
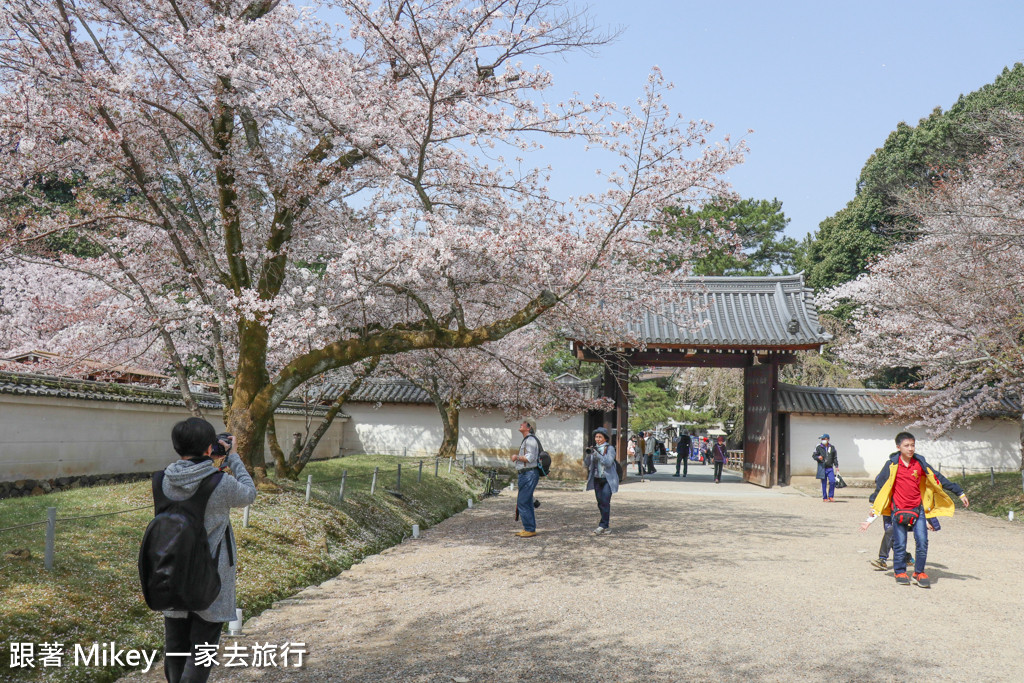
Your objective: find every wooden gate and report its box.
[743,363,777,488]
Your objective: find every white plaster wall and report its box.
[0,394,345,481]
[788,414,1021,477]
[342,402,585,468]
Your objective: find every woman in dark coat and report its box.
[711,435,728,483]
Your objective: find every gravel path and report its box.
[123,464,1024,682]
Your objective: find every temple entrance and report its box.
[571,275,830,488]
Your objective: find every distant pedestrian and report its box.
[813,433,838,501]
[674,430,692,477]
[511,420,540,538]
[645,431,657,473]
[711,436,727,482]
[154,417,257,683]
[584,427,619,534]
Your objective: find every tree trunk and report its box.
[267,416,289,477]
[1019,412,1024,471]
[437,392,460,460]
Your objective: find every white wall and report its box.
[0,394,345,481]
[342,402,586,474]
[787,414,1021,477]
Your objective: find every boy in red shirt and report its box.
[860,432,962,588]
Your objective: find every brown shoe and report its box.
[515,531,537,538]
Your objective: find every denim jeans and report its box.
[675,453,687,476]
[517,468,540,532]
[892,505,928,574]
[713,461,723,481]
[820,467,835,499]
[594,478,612,528]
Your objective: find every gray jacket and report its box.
[584,443,619,493]
[161,452,257,623]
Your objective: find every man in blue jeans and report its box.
[813,433,838,501]
[512,420,540,538]
[861,432,963,588]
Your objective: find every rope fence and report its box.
[0,453,510,572]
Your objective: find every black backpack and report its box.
[526,435,552,476]
[139,470,223,611]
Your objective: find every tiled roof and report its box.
[346,379,433,405]
[629,274,831,349]
[341,375,602,405]
[777,383,1021,418]
[0,370,339,417]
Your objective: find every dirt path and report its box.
[123,465,1024,682]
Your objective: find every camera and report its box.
[211,432,233,457]
[584,446,595,455]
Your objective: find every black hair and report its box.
[172,417,218,457]
[894,431,915,446]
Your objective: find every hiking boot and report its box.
[828,497,835,502]
[592,526,606,535]
[894,573,911,585]
[870,558,888,571]
[515,531,537,538]
[913,572,931,588]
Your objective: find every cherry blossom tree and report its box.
[820,128,1024,465]
[387,327,606,459]
[0,0,745,479]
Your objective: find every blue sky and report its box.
[530,0,1024,239]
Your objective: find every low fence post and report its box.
[397,463,402,491]
[435,458,440,477]
[305,475,313,504]
[403,447,407,458]
[243,506,250,529]
[1021,469,1024,494]
[418,460,423,483]
[339,470,347,501]
[371,467,378,495]
[44,507,56,571]
[472,451,476,468]
[962,465,966,481]
[448,457,453,474]
[990,467,995,484]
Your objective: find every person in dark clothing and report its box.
[162,417,257,683]
[813,433,838,501]
[711,436,727,483]
[674,430,692,477]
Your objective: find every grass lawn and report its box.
[0,455,495,682]
[956,470,1024,520]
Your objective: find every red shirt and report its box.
[891,456,924,509]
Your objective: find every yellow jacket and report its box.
[871,458,956,519]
